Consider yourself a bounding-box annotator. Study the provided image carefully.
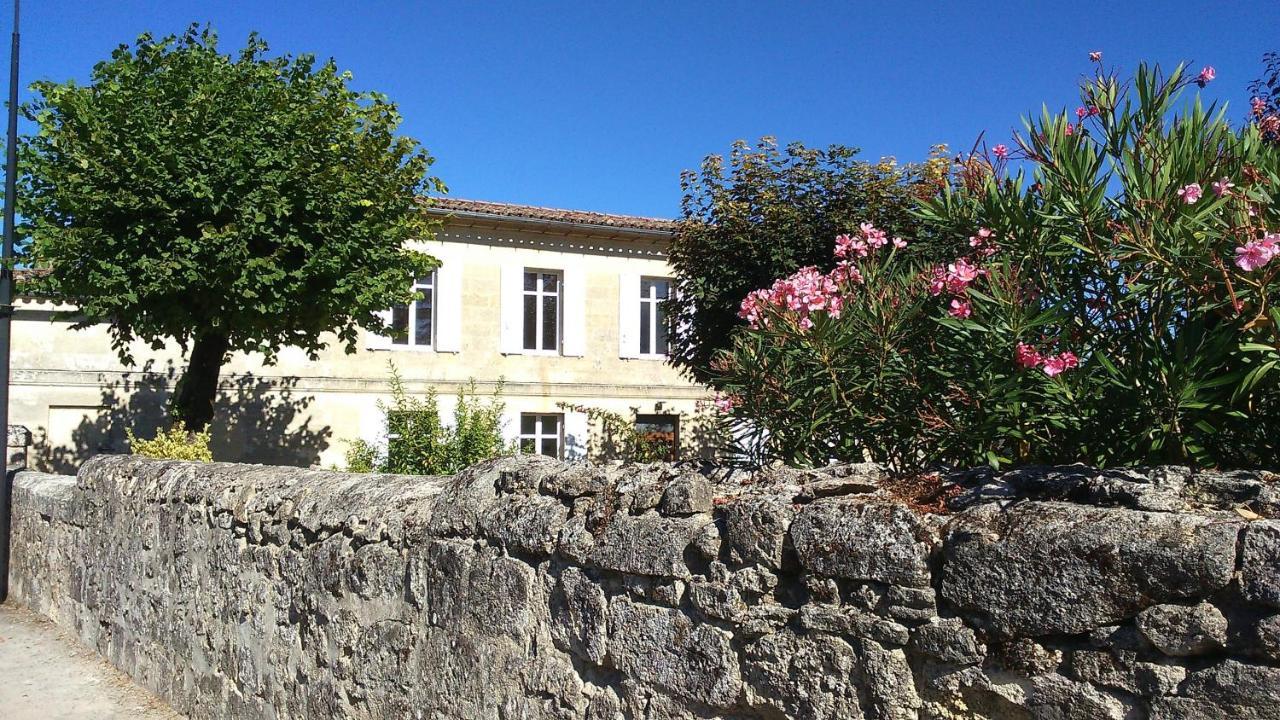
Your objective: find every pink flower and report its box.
[1075,106,1089,120]
[1064,123,1075,136]
[1089,51,1102,62]
[1041,356,1068,377]
[712,393,738,413]
[1235,240,1276,272]
[969,227,995,249]
[892,236,908,249]
[828,261,864,286]
[860,221,889,249]
[1039,351,1080,377]
[1176,183,1202,204]
[834,233,867,259]
[927,267,947,296]
[1253,97,1268,117]
[1211,177,1234,197]
[992,144,1009,159]
[1195,66,1216,87]
[948,299,972,319]
[1015,343,1042,369]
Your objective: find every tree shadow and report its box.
[33,360,332,473]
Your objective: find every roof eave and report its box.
[423,205,676,242]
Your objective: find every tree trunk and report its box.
[172,331,230,432]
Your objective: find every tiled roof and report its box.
[425,197,678,233]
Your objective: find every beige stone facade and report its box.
[11,200,714,472]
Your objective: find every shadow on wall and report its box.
[35,360,332,473]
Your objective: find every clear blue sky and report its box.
[12,1,1280,218]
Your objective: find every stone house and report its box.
[10,198,713,472]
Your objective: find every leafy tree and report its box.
[19,26,442,430]
[667,137,947,382]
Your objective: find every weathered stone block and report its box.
[1136,601,1228,657]
[942,502,1240,636]
[790,500,936,588]
[607,597,742,708]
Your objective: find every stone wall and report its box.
[8,455,1280,719]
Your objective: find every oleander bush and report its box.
[710,59,1280,471]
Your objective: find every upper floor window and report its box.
[520,413,563,458]
[639,277,670,356]
[391,273,435,347]
[523,270,561,352]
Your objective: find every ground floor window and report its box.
[634,414,679,460]
[520,413,563,458]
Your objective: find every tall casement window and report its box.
[520,413,563,458]
[391,273,435,347]
[639,277,671,356]
[523,270,561,352]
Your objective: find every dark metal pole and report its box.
[0,0,20,603]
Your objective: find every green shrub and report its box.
[126,422,213,462]
[711,60,1280,471]
[345,361,513,474]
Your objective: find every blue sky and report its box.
[12,1,1280,218]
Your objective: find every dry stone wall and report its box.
[9,455,1280,719]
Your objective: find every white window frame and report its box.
[519,413,563,459]
[638,276,671,358]
[391,272,436,350]
[522,269,562,354]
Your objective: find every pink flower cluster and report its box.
[1075,105,1100,120]
[739,223,903,332]
[928,251,988,319]
[1195,66,1216,88]
[1235,233,1280,272]
[968,227,999,257]
[835,222,906,258]
[1015,342,1080,377]
[711,393,739,413]
[739,264,856,331]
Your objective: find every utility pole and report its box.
[0,0,20,603]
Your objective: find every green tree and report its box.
[19,26,443,430]
[667,137,947,383]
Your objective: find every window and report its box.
[391,273,435,347]
[523,270,561,352]
[635,414,679,460]
[520,413,563,458]
[639,277,670,356]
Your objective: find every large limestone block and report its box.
[941,502,1240,636]
[790,500,937,588]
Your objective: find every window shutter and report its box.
[435,261,463,353]
[561,266,586,357]
[501,408,522,448]
[618,273,641,358]
[563,410,589,461]
[366,308,393,350]
[500,264,524,355]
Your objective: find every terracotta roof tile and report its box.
[425,197,678,233]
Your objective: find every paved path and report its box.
[0,603,183,719]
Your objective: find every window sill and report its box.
[388,344,437,353]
